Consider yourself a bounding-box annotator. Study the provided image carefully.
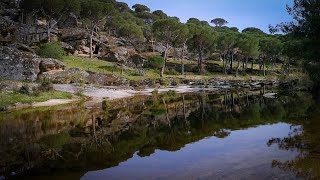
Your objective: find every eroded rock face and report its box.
[0,46,40,81]
[0,46,67,82]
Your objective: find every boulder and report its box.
[39,58,66,73]
[0,46,40,81]
[87,72,130,86]
[0,46,68,82]
[38,68,89,84]
[102,46,137,66]
[60,42,75,54]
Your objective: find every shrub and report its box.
[36,42,65,60]
[164,68,180,75]
[147,56,164,69]
[40,79,54,92]
[19,85,30,95]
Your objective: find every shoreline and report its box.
[1,78,289,112]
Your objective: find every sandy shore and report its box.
[53,84,220,101]
[32,99,80,107]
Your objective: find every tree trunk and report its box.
[288,58,291,74]
[230,53,234,72]
[263,59,266,76]
[160,44,169,77]
[152,40,155,52]
[198,50,203,74]
[89,30,94,58]
[47,24,51,43]
[181,44,185,76]
[182,95,187,122]
[243,56,248,74]
[251,59,254,73]
[236,57,240,77]
[162,98,170,127]
[223,54,227,74]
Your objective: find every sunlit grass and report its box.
[61,55,303,82]
[0,91,73,108]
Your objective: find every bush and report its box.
[36,42,65,60]
[164,68,180,75]
[147,56,164,69]
[19,85,30,95]
[40,79,54,92]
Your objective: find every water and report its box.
[0,90,319,180]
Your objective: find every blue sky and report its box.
[118,0,293,33]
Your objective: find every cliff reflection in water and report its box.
[0,88,317,179]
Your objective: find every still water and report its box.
[0,89,319,179]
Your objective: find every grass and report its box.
[62,55,160,80]
[61,55,303,82]
[0,91,73,108]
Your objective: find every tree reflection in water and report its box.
[268,98,320,179]
[0,88,317,179]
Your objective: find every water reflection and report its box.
[0,89,317,179]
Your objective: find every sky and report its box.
[118,0,294,33]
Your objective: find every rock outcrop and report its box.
[38,68,89,84]
[0,46,40,81]
[0,46,66,82]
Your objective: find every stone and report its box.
[61,42,75,54]
[87,72,130,86]
[0,46,40,81]
[0,46,68,82]
[13,43,35,53]
[102,46,137,66]
[38,58,66,73]
[38,68,90,84]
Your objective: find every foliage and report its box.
[273,0,320,85]
[36,42,65,60]
[152,18,181,45]
[118,22,144,44]
[242,27,265,34]
[211,18,228,27]
[147,56,164,69]
[153,10,167,19]
[132,4,150,13]
[238,34,260,58]
[40,131,70,149]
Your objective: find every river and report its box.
[0,89,319,179]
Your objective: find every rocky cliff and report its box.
[0,45,66,81]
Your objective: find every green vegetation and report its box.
[0,91,73,108]
[21,0,81,42]
[40,131,70,149]
[36,42,65,60]
[61,55,160,80]
[18,0,312,83]
[147,56,164,72]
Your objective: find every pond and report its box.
[0,88,319,180]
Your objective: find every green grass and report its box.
[61,55,303,82]
[62,55,160,80]
[62,55,119,73]
[0,91,73,108]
